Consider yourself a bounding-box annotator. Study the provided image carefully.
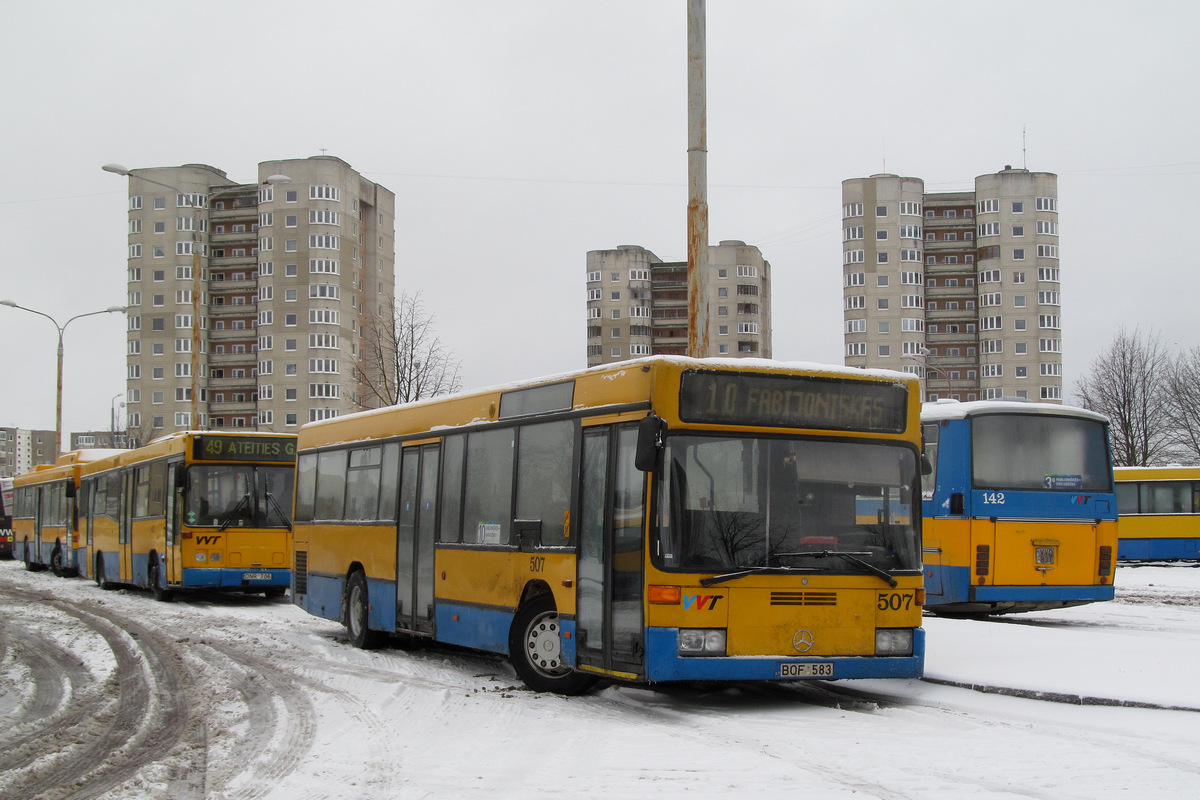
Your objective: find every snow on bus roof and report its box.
[920,398,1109,424]
[302,355,917,436]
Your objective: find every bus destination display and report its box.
[192,435,297,463]
[679,370,908,433]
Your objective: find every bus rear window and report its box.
[971,415,1111,492]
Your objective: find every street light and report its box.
[0,301,127,454]
[110,392,126,447]
[102,164,291,432]
[903,346,941,403]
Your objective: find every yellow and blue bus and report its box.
[293,356,926,694]
[1114,466,1200,560]
[921,400,1118,615]
[11,450,122,575]
[78,432,296,599]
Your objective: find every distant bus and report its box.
[1,475,14,559]
[11,450,122,574]
[293,356,926,694]
[78,432,297,599]
[921,400,1118,615]
[1114,466,1200,560]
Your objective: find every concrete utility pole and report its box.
[687,0,710,358]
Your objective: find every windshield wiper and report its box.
[777,550,898,588]
[700,565,794,587]
[265,491,292,531]
[219,493,251,532]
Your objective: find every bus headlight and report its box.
[875,628,913,656]
[679,628,727,656]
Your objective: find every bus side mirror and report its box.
[635,414,666,472]
[65,483,76,498]
[175,468,187,490]
[921,455,933,476]
[950,493,965,515]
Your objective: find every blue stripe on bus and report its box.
[179,567,291,588]
[1118,538,1200,560]
[643,627,925,682]
[435,602,514,656]
[971,584,1114,603]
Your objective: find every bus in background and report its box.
[921,400,1117,615]
[10,450,123,575]
[1114,466,1200,560]
[79,432,296,599]
[1,476,13,558]
[293,356,926,695]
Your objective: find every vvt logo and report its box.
[683,594,723,611]
[195,535,221,546]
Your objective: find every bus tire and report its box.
[345,570,383,649]
[149,560,173,603]
[50,546,65,577]
[508,594,598,696]
[95,554,113,590]
[23,540,45,572]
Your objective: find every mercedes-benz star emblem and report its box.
[792,629,815,653]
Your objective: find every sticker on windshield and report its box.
[1044,474,1083,490]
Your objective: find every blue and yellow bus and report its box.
[921,400,1118,615]
[293,356,926,694]
[1114,466,1200,560]
[11,450,122,575]
[78,432,296,599]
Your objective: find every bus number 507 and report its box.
[878,592,914,611]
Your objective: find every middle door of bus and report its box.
[396,444,439,635]
[575,425,645,678]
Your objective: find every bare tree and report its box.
[356,291,463,409]
[1163,346,1200,465]
[1075,328,1174,466]
[123,416,163,450]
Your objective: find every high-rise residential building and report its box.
[118,156,396,441]
[586,241,772,366]
[841,167,1062,402]
[0,427,58,477]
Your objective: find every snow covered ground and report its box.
[2,560,1199,799]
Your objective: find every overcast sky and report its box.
[3,1,1197,438]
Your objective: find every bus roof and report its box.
[1113,465,1200,480]
[921,399,1109,425]
[300,355,918,450]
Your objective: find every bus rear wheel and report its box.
[149,560,173,602]
[95,555,113,590]
[345,570,383,649]
[508,594,598,696]
[50,547,65,577]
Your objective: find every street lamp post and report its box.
[103,164,290,432]
[0,301,126,454]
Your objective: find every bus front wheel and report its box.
[23,540,45,572]
[508,594,598,696]
[50,547,65,577]
[345,571,383,649]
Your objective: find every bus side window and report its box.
[921,423,939,498]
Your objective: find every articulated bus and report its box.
[11,450,123,575]
[921,400,1118,615]
[293,356,926,694]
[77,432,297,599]
[1114,466,1200,560]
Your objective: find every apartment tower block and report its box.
[841,167,1062,402]
[586,241,772,366]
[120,156,395,442]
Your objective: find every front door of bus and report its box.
[575,425,645,678]
[397,444,438,635]
[120,469,134,581]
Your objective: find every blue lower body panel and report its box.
[972,584,1114,603]
[1118,538,1200,560]
[180,567,290,589]
[295,572,393,631]
[643,626,925,682]
[435,601,514,655]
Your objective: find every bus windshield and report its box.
[655,434,921,574]
[185,465,295,528]
[971,415,1112,492]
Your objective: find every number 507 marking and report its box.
[877,592,914,611]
